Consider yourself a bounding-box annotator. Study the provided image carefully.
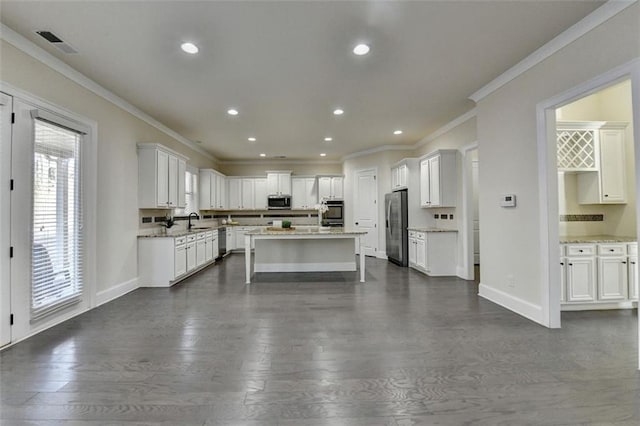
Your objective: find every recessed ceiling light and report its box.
[181,42,199,54]
[248,137,256,142]
[320,153,327,157]
[227,108,239,116]
[259,153,266,157]
[333,109,344,116]
[393,130,403,135]
[353,43,370,56]
[324,137,333,142]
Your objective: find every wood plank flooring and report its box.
[1,255,639,425]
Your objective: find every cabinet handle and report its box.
[560,262,564,266]
[569,263,573,266]
[622,261,627,265]
[604,194,609,197]
[610,249,615,252]
[632,262,636,265]
[579,249,584,253]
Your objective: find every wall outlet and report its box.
[434,214,439,219]
[507,274,515,288]
[449,214,454,220]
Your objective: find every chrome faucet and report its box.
[188,212,200,230]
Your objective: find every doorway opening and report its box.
[555,80,637,314]
[462,144,480,282]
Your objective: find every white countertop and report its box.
[407,227,458,232]
[560,235,637,244]
[246,227,366,236]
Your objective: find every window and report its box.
[181,166,198,215]
[31,118,84,320]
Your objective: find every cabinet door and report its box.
[598,256,628,300]
[560,258,566,303]
[196,239,206,267]
[408,237,417,265]
[318,177,331,200]
[566,257,596,302]
[428,156,441,207]
[629,256,638,300]
[599,130,626,203]
[167,154,179,208]
[211,237,219,259]
[292,178,306,209]
[254,178,267,209]
[226,229,234,251]
[241,179,254,209]
[156,150,169,207]
[186,243,196,271]
[174,245,187,277]
[236,229,246,249]
[177,159,186,208]
[331,177,343,199]
[217,175,226,209]
[416,237,426,269]
[391,167,399,189]
[266,173,279,194]
[305,178,317,207]
[420,159,430,207]
[228,179,242,209]
[205,237,214,262]
[278,173,291,195]
[399,165,408,188]
[200,171,213,209]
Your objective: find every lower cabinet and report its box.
[408,230,457,276]
[560,242,637,308]
[226,228,234,252]
[138,231,219,287]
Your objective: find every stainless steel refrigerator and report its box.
[385,190,408,266]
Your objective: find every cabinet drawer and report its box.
[416,232,425,240]
[175,236,186,246]
[408,231,417,238]
[205,231,214,238]
[197,232,206,240]
[186,235,197,243]
[566,244,596,256]
[629,243,638,256]
[598,244,626,256]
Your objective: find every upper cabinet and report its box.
[420,150,457,208]
[391,163,408,191]
[557,122,628,205]
[138,143,188,209]
[266,171,292,195]
[227,177,267,210]
[199,169,227,210]
[292,177,317,209]
[318,176,344,200]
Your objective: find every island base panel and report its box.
[254,239,356,272]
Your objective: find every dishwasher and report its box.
[217,227,226,259]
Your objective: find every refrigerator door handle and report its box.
[388,202,393,236]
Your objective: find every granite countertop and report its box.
[138,226,222,238]
[407,227,458,232]
[246,227,366,236]
[560,235,637,244]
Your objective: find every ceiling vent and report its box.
[36,30,78,54]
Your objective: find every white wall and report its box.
[218,162,342,177]
[1,40,216,295]
[476,3,639,322]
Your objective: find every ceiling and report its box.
[1,1,604,161]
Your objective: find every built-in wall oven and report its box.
[322,200,344,226]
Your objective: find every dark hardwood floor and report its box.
[1,255,639,425]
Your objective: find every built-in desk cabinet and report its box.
[408,230,456,276]
[138,143,187,209]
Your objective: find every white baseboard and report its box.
[376,250,387,259]
[96,277,139,306]
[562,301,636,311]
[255,262,356,272]
[478,283,545,326]
[456,266,474,280]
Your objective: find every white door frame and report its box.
[0,92,12,347]
[353,167,379,257]
[460,142,479,281]
[535,59,640,368]
[0,82,98,347]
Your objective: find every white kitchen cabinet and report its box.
[254,178,268,209]
[318,176,344,200]
[227,178,242,209]
[577,126,627,204]
[565,255,597,303]
[138,143,188,209]
[292,177,317,209]
[598,255,628,300]
[196,233,206,268]
[408,230,457,276]
[186,236,197,272]
[267,171,292,195]
[560,257,567,303]
[175,243,187,277]
[139,232,217,287]
[226,228,234,252]
[199,169,227,210]
[241,178,255,209]
[629,256,638,301]
[391,163,408,191]
[420,150,457,208]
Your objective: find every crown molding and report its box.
[413,108,477,148]
[341,144,414,161]
[0,23,217,162]
[218,159,342,166]
[469,0,637,103]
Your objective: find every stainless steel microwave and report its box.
[267,195,291,210]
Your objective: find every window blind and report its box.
[31,118,84,321]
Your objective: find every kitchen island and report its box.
[244,227,368,283]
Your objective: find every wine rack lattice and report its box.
[557,129,596,171]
